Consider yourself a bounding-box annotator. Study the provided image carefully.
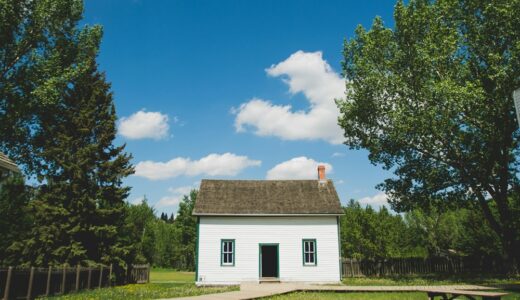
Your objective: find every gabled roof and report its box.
[193,179,343,216]
[0,152,20,173]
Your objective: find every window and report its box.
[302,239,317,266]
[221,239,235,266]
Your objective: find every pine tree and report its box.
[13,35,134,269]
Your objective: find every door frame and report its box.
[258,243,280,279]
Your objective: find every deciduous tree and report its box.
[338,0,520,270]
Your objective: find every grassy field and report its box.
[37,269,237,300]
[267,291,520,300]
[149,268,194,282]
[342,274,520,286]
[265,275,520,300]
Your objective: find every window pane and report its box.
[305,253,310,263]
[223,242,228,252]
[229,253,233,263]
[309,253,315,263]
[309,241,314,252]
[305,242,309,252]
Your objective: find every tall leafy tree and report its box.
[338,0,520,270]
[0,174,31,265]
[0,0,87,172]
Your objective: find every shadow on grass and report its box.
[342,273,520,288]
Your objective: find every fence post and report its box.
[61,264,66,294]
[98,265,103,288]
[45,266,52,296]
[3,266,13,300]
[87,267,92,289]
[108,264,113,287]
[75,264,80,292]
[147,264,151,283]
[26,266,35,300]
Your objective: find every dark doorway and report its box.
[260,244,279,278]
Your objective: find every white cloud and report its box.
[129,196,145,205]
[266,156,333,180]
[332,152,345,157]
[358,192,388,207]
[118,110,170,140]
[233,51,345,144]
[157,183,200,208]
[135,153,261,180]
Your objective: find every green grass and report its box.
[342,275,520,286]
[38,282,238,300]
[150,268,194,282]
[38,269,238,299]
[267,291,520,300]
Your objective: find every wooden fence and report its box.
[342,257,507,277]
[0,264,150,300]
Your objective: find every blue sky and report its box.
[83,0,397,215]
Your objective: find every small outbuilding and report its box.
[193,166,343,285]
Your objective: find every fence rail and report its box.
[0,264,150,300]
[342,257,506,277]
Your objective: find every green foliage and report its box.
[341,200,426,259]
[0,174,31,265]
[123,191,198,271]
[0,0,91,172]
[172,190,198,270]
[338,0,520,268]
[405,208,467,257]
[0,0,134,274]
[11,59,134,269]
[341,200,504,260]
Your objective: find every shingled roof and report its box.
[0,152,20,173]
[193,179,343,216]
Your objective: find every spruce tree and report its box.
[13,34,134,269]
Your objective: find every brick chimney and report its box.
[318,165,326,181]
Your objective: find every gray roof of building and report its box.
[193,179,343,216]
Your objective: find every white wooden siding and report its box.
[197,216,341,284]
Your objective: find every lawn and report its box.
[342,275,520,286]
[264,275,520,300]
[267,291,520,300]
[150,268,194,282]
[37,269,238,300]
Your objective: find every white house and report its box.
[193,165,343,285]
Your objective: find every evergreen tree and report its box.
[160,212,168,222]
[11,40,134,268]
[173,190,197,270]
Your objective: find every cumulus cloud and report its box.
[157,183,199,208]
[358,192,388,207]
[118,110,170,140]
[135,153,261,180]
[266,156,333,180]
[233,51,345,144]
[129,196,145,205]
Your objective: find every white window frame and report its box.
[302,239,317,266]
[221,239,235,266]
